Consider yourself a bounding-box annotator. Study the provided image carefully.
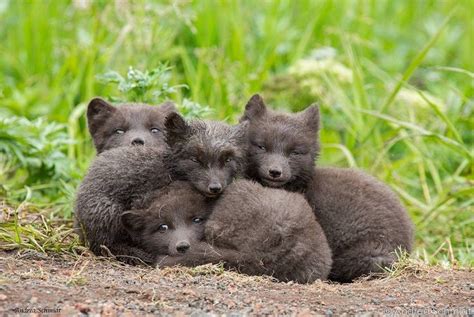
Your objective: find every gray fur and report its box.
[74,146,170,263]
[121,182,213,259]
[204,179,332,283]
[307,167,414,282]
[241,94,320,192]
[75,112,247,263]
[87,97,176,154]
[241,94,414,282]
[165,113,248,197]
[148,180,332,283]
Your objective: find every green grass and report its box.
[0,0,472,267]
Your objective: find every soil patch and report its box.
[0,251,472,315]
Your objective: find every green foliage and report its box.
[179,98,214,120]
[0,0,472,266]
[97,64,187,103]
[0,117,71,180]
[0,116,79,209]
[97,65,213,119]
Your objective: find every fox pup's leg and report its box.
[103,244,156,266]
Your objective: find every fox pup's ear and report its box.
[240,94,267,122]
[164,112,190,145]
[121,210,147,234]
[299,104,320,132]
[232,121,249,143]
[87,97,116,136]
[159,101,177,114]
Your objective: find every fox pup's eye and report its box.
[225,157,233,163]
[255,144,265,150]
[158,224,169,232]
[291,149,307,155]
[190,157,199,163]
[192,217,204,224]
[115,129,125,134]
[150,128,160,134]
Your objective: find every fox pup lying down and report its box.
[121,182,213,261]
[74,112,247,263]
[241,94,414,282]
[123,180,333,283]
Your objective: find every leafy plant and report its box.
[179,98,214,119]
[0,115,79,206]
[97,64,187,104]
[97,65,213,119]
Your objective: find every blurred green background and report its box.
[0,0,472,266]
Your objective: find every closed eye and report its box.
[150,127,161,134]
[290,147,308,155]
[114,128,125,134]
[252,142,266,151]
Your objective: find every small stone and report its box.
[296,308,313,317]
[181,288,197,297]
[30,296,38,304]
[75,303,91,314]
[102,303,117,317]
[0,294,7,301]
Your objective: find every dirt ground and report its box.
[0,250,472,316]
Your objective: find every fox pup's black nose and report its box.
[208,183,222,194]
[176,241,190,253]
[269,169,282,178]
[131,138,145,146]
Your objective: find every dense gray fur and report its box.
[146,180,332,283]
[241,94,320,192]
[121,182,213,261]
[164,113,248,197]
[204,180,332,283]
[87,97,176,154]
[241,94,414,282]
[75,112,247,263]
[306,167,414,282]
[74,146,170,263]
